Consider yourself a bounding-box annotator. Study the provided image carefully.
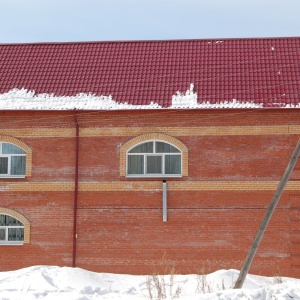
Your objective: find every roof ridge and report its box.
[0,36,299,46]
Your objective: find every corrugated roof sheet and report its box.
[0,37,299,108]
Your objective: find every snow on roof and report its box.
[0,88,162,110]
[0,84,268,110]
[170,84,264,109]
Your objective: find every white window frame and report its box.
[126,140,182,178]
[0,216,25,246]
[0,142,26,178]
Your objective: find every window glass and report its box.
[156,142,180,153]
[128,142,153,153]
[11,156,26,175]
[165,155,181,174]
[0,228,5,241]
[146,156,162,174]
[128,155,144,174]
[8,228,24,241]
[0,214,5,226]
[0,215,23,226]
[2,143,25,154]
[0,157,8,174]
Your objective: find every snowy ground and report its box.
[0,266,299,299]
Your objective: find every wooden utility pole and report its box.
[234,138,300,289]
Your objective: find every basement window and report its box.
[126,141,182,177]
[0,214,24,245]
[0,142,26,178]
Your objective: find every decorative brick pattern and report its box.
[81,125,295,137]
[0,135,32,176]
[0,182,74,191]
[2,125,300,139]
[0,207,30,243]
[1,181,299,192]
[77,180,300,191]
[79,179,300,191]
[0,129,74,138]
[119,133,188,176]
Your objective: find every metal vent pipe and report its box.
[162,180,167,222]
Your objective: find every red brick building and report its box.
[0,37,299,277]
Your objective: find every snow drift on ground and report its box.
[0,266,299,300]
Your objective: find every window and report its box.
[127,141,182,177]
[0,142,26,177]
[0,214,24,244]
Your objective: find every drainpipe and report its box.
[72,111,79,267]
[162,180,167,222]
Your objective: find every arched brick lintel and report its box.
[120,132,188,176]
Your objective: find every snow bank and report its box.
[0,266,299,300]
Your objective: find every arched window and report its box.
[0,214,25,244]
[0,142,26,177]
[120,133,188,177]
[127,140,182,177]
[0,208,30,245]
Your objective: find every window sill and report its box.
[126,174,182,178]
[0,242,24,246]
[0,176,25,179]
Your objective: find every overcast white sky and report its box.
[0,0,299,43]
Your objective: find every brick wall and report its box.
[0,109,299,277]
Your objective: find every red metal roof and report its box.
[0,37,299,108]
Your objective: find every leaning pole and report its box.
[234,138,300,289]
